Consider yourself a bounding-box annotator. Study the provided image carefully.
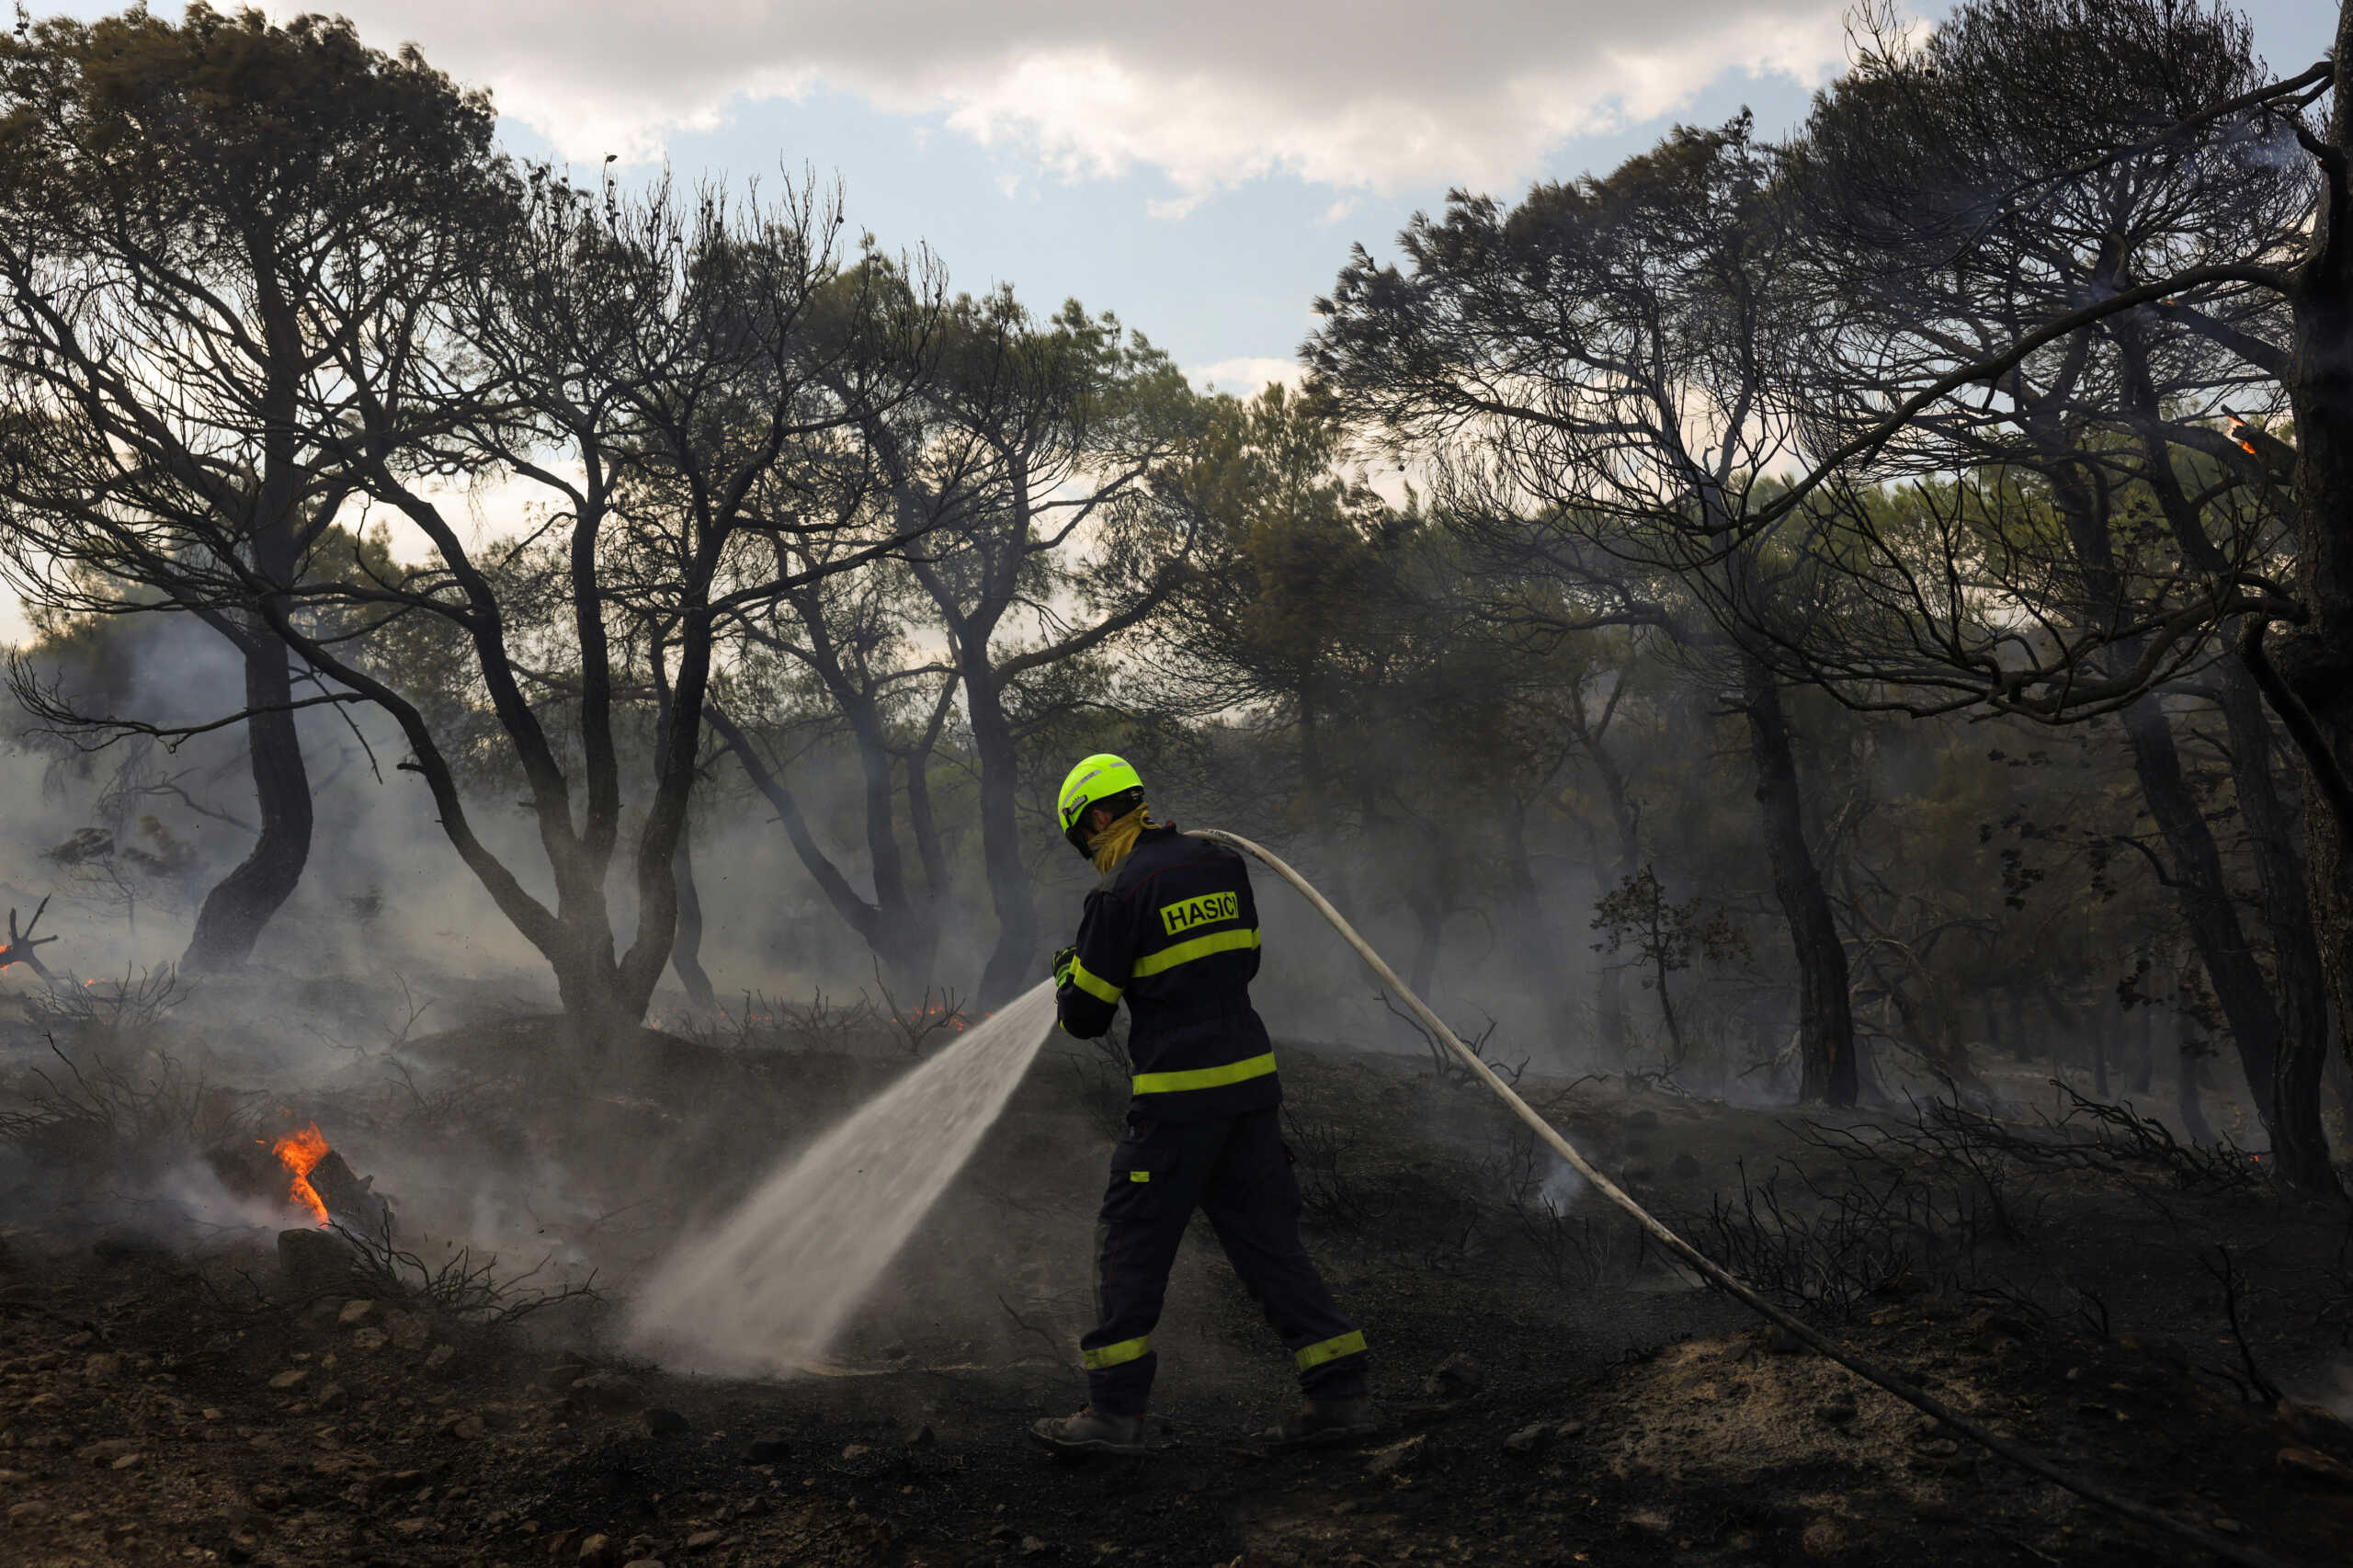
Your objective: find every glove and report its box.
[1051,946,1077,989]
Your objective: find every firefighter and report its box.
[1030,754,1378,1457]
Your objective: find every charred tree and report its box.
[668,825,719,1024]
[1743,663,1859,1106]
[0,12,496,968]
[181,642,313,971]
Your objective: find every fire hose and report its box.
[1197,827,2289,1568]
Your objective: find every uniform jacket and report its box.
[1054,823,1279,1120]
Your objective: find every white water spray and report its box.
[625,981,1060,1375]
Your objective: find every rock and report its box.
[6,1500,49,1527]
[267,1368,311,1392]
[392,1517,433,1537]
[82,1352,123,1381]
[1502,1424,1552,1454]
[438,1414,487,1441]
[77,1438,140,1468]
[621,1561,665,1568]
[904,1423,936,1449]
[1423,1353,1485,1400]
[1018,1537,1051,1558]
[640,1408,689,1437]
[1365,1435,1426,1478]
[2277,1446,2353,1490]
[277,1227,354,1289]
[108,1451,142,1471]
[743,1436,791,1465]
[543,1527,584,1561]
[337,1300,378,1327]
[538,1364,586,1392]
[316,1383,347,1411]
[840,1444,872,1461]
[349,1327,388,1354]
[569,1372,646,1413]
[576,1532,615,1566]
[684,1530,723,1552]
[424,1344,458,1375]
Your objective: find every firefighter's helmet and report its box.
[1057,754,1145,857]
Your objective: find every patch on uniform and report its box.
[1160,891,1239,937]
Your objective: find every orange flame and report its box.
[2228,416,2260,458]
[271,1122,332,1226]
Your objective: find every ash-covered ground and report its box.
[0,972,2348,1568]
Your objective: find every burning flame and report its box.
[270,1122,332,1226]
[2227,415,2260,459]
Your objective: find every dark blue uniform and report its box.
[1056,823,1368,1415]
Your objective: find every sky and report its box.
[42,0,2344,399]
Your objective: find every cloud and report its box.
[1188,357,1309,396]
[264,1,1854,198]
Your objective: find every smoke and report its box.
[1540,1154,1589,1214]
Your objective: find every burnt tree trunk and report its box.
[966,658,1038,1009]
[2127,368,2337,1188]
[182,649,312,971]
[184,309,314,973]
[1741,659,1857,1107]
[668,824,718,1022]
[2115,699,2285,1131]
[2265,7,2353,1192]
[904,729,952,910]
[2215,660,2337,1191]
[848,705,936,986]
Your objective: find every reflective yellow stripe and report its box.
[1131,1051,1278,1097]
[1082,1335,1151,1369]
[1068,956,1123,1005]
[1131,926,1260,978]
[1294,1330,1367,1370]
[1128,1170,1150,1183]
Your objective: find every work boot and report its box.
[1257,1394,1386,1451]
[1029,1405,1149,1457]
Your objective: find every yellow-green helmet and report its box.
[1057,753,1144,857]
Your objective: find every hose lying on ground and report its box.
[1198,827,2290,1568]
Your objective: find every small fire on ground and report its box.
[263,1121,333,1227]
